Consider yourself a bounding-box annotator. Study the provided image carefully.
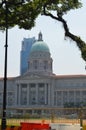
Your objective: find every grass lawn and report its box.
[0,118,82,126]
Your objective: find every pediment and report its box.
[16,73,50,80]
[22,74,41,79]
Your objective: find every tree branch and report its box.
[43,4,86,61]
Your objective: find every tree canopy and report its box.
[0,0,42,30]
[0,0,86,61]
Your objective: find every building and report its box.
[20,37,36,75]
[0,32,86,115]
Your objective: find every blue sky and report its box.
[0,0,86,77]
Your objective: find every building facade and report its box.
[20,37,36,75]
[0,32,86,115]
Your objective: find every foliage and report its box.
[0,0,86,61]
[0,0,42,30]
[0,0,82,30]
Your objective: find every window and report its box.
[21,84,27,105]
[29,84,36,105]
[44,61,48,70]
[38,83,45,104]
[33,60,38,69]
[8,92,14,106]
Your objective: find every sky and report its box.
[0,0,86,77]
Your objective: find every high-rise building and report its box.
[20,37,36,75]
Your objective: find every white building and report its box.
[0,32,86,114]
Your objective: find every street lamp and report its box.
[0,0,24,130]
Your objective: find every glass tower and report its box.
[20,37,36,75]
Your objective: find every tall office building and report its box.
[20,37,36,75]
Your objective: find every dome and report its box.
[30,32,50,53]
[28,32,53,75]
[30,41,50,53]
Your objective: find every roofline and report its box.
[54,74,86,79]
[0,74,86,80]
[0,77,17,81]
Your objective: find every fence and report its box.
[0,107,86,126]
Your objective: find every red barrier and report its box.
[21,122,50,130]
[6,127,11,130]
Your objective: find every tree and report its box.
[41,0,86,61]
[0,0,42,30]
[0,0,86,61]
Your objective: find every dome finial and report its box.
[38,32,43,41]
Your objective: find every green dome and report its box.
[30,41,50,53]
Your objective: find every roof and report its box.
[0,77,16,81]
[54,74,86,79]
[30,41,50,53]
[0,74,86,80]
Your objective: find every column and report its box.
[18,84,21,106]
[48,83,51,106]
[45,83,48,105]
[15,84,19,106]
[74,90,76,103]
[36,83,38,105]
[68,90,69,103]
[61,91,63,107]
[27,84,29,106]
[80,90,82,102]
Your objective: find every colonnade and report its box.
[16,83,51,107]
